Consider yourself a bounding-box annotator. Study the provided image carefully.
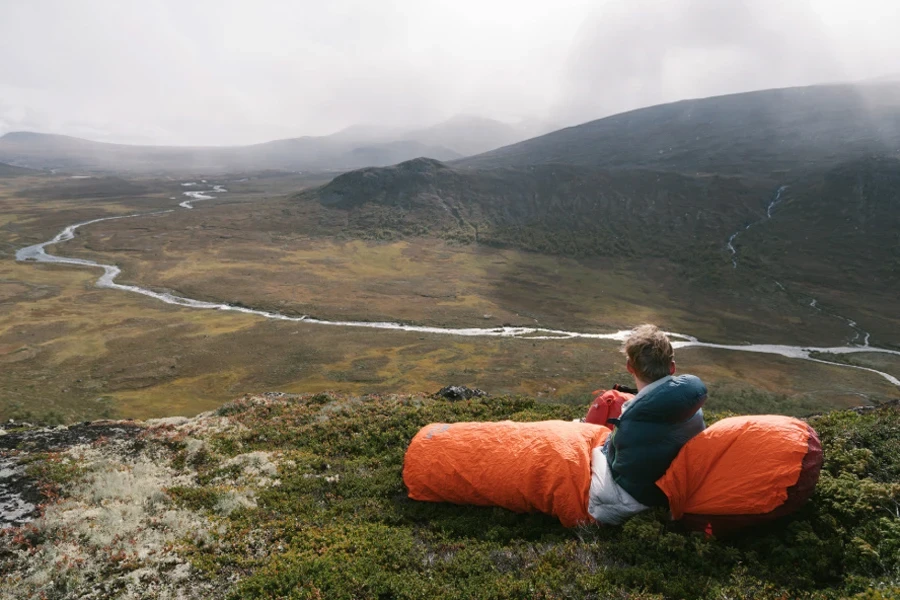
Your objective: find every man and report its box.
[588,324,707,524]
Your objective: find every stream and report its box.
[14,184,900,388]
[727,185,788,269]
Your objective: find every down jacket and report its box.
[604,374,707,507]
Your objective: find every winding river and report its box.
[15,185,900,388]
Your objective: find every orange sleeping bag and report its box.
[404,415,822,531]
[658,415,822,533]
[403,421,610,527]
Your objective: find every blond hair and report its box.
[622,324,674,383]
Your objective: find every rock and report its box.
[435,386,488,401]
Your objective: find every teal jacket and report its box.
[604,374,707,507]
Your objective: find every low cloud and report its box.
[0,0,897,145]
[556,0,898,125]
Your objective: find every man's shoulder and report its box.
[669,374,707,394]
[627,374,707,422]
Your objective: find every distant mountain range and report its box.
[0,115,553,174]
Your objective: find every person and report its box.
[587,324,707,524]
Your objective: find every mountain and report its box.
[0,131,461,174]
[459,83,900,177]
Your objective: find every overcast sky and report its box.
[1,0,898,145]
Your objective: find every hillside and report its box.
[307,155,899,279]
[311,158,770,262]
[742,156,900,291]
[459,83,900,177]
[301,155,900,345]
[1,392,898,599]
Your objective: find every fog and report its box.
[1,0,898,145]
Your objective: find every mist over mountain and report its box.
[459,83,900,177]
[4,4,900,596]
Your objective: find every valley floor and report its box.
[0,173,897,423]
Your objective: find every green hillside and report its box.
[309,158,771,264]
[742,156,900,288]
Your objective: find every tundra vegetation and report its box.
[1,393,898,599]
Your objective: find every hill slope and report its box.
[312,157,770,261]
[736,156,900,341]
[459,83,900,177]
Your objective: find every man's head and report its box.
[622,324,676,386]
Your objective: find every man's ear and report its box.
[669,360,676,375]
[626,359,636,376]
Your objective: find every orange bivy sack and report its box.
[403,421,610,527]
[404,415,822,531]
[657,414,823,533]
